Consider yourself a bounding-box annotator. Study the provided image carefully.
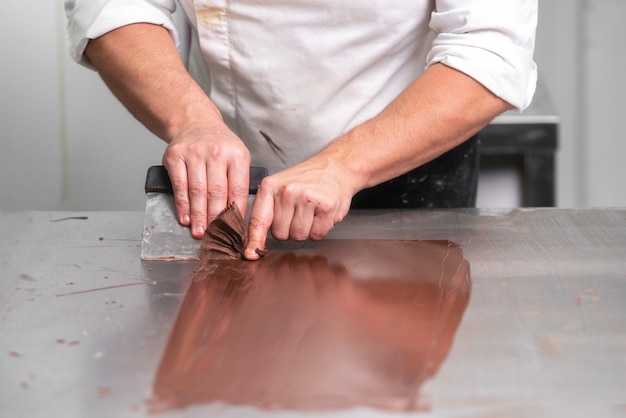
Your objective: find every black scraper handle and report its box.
[144,165,268,195]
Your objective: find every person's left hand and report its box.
[243,157,356,260]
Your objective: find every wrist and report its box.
[319,129,373,197]
[163,91,224,143]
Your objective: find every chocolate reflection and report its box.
[149,240,471,413]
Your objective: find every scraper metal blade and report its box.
[140,165,267,261]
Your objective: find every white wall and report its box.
[584,0,626,206]
[534,0,586,207]
[532,0,626,207]
[61,47,166,211]
[0,0,165,212]
[0,1,64,210]
[0,1,624,211]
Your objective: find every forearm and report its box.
[321,63,512,194]
[86,23,251,233]
[84,23,222,142]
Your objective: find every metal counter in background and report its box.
[2,208,625,417]
[479,81,560,207]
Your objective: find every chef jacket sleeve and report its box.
[427,0,538,110]
[65,0,179,69]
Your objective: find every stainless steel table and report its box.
[2,209,625,417]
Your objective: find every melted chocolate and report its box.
[149,239,471,413]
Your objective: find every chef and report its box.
[64,0,537,260]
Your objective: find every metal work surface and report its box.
[2,208,626,417]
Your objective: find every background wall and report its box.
[583,0,626,206]
[1,1,624,211]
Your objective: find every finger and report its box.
[310,200,346,241]
[205,161,228,223]
[289,198,316,241]
[244,186,274,260]
[187,162,209,239]
[270,182,297,241]
[271,201,295,242]
[309,212,335,241]
[227,163,250,220]
[162,158,191,227]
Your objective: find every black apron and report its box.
[351,135,479,209]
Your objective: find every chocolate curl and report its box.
[200,202,246,260]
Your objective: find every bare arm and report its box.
[85,23,251,238]
[244,63,511,259]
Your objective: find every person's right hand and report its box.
[162,122,251,239]
[82,23,252,239]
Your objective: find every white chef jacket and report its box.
[65,0,537,174]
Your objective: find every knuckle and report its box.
[311,200,334,216]
[189,141,224,160]
[163,144,186,163]
[309,231,327,241]
[228,142,249,158]
[229,184,250,199]
[301,190,321,206]
[189,207,206,219]
[170,179,188,194]
[207,184,227,199]
[174,198,190,210]
[234,147,251,164]
[276,183,300,201]
[257,176,274,193]
[291,231,309,242]
[188,182,207,196]
[309,222,331,241]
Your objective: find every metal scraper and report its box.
[140,165,268,261]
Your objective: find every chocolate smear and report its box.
[149,239,471,413]
[260,130,286,165]
[200,202,246,260]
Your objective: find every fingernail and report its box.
[183,215,190,224]
[194,226,205,237]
